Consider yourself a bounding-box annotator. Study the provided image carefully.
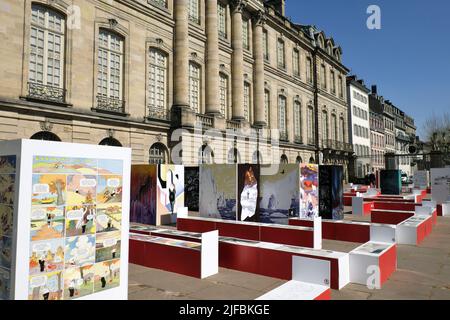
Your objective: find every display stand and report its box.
[0,139,131,300]
[349,242,397,288]
[129,230,218,279]
[370,224,397,244]
[397,216,433,245]
[370,209,415,225]
[352,197,374,216]
[177,216,320,249]
[256,256,331,300]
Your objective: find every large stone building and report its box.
[0,0,351,178]
[346,75,370,178]
[369,109,385,172]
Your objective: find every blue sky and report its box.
[286,0,450,138]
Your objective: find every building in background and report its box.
[370,110,385,172]
[347,75,371,179]
[0,0,353,179]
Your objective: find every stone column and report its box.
[231,0,247,121]
[253,11,266,126]
[205,0,220,115]
[173,0,189,108]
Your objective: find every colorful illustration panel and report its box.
[66,175,97,206]
[93,259,120,292]
[65,204,96,237]
[0,236,12,269]
[259,164,299,224]
[29,238,65,275]
[32,156,98,175]
[299,164,319,219]
[331,166,344,220]
[64,235,96,268]
[237,164,260,222]
[0,156,16,174]
[31,174,67,206]
[63,265,94,299]
[96,203,121,233]
[319,165,344,220]
[380,170,402,195]
[96,175,122,205]
[95,231,121,263]
[0,267,11,300]
[157,165,184,224]
[184,167,199,212]
[200,164,237,221]
[28,270,63,300]
[130,165,157,226]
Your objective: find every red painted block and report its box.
[260,226,314,248]
[314,288,331,300]
[379,245,397,286]
[177,217,216,233]
[371,210,415,225]
[216,222,260,241]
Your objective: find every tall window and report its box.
[293,49,300,76]
[264,90,270,126]
[188,0,200,24]
[330,70,336,94]
[29,4,65,101]
[331,114,337,140]
[189,62,201,113]
[218,2,227,39]
[294,101,301,141]
[263,29,269,60]
[306,57,312,83]
[307,106,315,144]
[339,117,345,142]
[219,73,228,118]
[97,29,124,110]
[243,82,251,121]
[148,49,167,119]
[278,96,287,137]
[242,19,250,50]
[322,111,329,141]
[277,39,285,69]
[338,76,343,98]
[320,64,326,89]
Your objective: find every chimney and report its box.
[371,85,377,95]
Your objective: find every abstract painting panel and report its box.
[237,164,260,222]
[299,164,319,219]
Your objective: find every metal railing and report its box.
[27,82,66,103]
[226,120,241,130]
[96,95,125,114]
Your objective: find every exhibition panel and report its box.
[380,170,402,195]
[397,216,433,245]
[0,139,131,300]
[318,165,344,220]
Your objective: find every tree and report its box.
[38,175,66,206]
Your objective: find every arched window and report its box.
[309,156,315,164]
[99,137,122,147]
[307,106,315,145]
[278,95,287,138]
[243,82,251,122]
[252,151,262,164]
[148,48,168,120]
[189,62,201,113]
[149,143,168,164]
[199,144,214,164]
[296,156,303,164]
[227,148,240,164]
[280,154,288,164]
[30,131,61,141]
[29,4,66,102]
[264,90,270,126]
[322,110,329,142]
[219,73,229,118]
[97,28,125,112]
[294,100,301,142]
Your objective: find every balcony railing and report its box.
[148,105,170,121]
[196,114,213,128]
[226,120,241,130]
[279,131,288,141]
[294,135,303,144]
[27,82,66,104]
[96,95,125,114]
[396,132,411,142]
[323,139,354,152]
[148,0,167,9]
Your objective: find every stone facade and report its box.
[0,0,351,178]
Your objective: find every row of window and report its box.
[371,150,385,166]
[354,124,369,139]
[370,132,385,149]
[385,133,395,146]
[353,105,368,120]
[355,144,370,157]
[385,118,394,131]
[352,90,368,104]
[322,111,345,142]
